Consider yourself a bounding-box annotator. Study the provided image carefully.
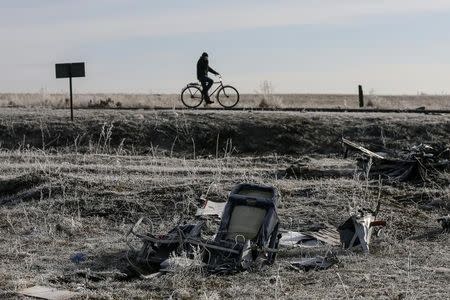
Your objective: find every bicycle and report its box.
[180,76,240,108]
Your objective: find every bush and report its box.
[258,81,283,108]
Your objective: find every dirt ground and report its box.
[0,109,449,299]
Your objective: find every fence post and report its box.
[69,76,73,121]
[358,85,364,108]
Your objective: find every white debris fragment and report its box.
[195,200,226,218]
[18,285,78,300]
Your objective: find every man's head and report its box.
[201,52,208,58]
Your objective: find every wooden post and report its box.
[69,76,74,121]
[358,85,364,108]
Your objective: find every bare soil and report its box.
[0,108,449,299]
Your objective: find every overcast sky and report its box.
[2,0,450,94]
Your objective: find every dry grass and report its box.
[1,93,450,110]
[0,153,448,299]
[1,108,449,158]
[0,109,449,299]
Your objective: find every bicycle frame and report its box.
[202,77,223,98]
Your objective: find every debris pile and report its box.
[127,184,281,275]
[343,138,450,183]
[126,183,390,276]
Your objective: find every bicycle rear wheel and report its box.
[217,86,239,108]
[181,86,203,108]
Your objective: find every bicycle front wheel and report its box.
[217,85,239,108]
[181,86,203,108]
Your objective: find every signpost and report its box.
[358,85,364,108]
[55,62,85,121]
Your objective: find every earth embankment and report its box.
[0,109,448,156]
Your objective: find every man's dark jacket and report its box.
[197,56,218,80]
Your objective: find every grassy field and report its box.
[0,108,449,299]
[1,93,450,110]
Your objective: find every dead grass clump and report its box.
[366,94,389,109]
[258,81,284,108]
[87,98,121,109]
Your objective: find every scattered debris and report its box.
[338,213,374,253]
[128,182,388,276]
[279,226,340,248]
[279,231,320,248]
[338,202,385,253]
[290,254,339,271]
[128,184,281,274]
[195,198,226,218]
[18,285,78,300]
[70,252,87,264]
[305,227,341,246]
[437,216,450,232]
[343,138,450,183]
[129,222,203,268]
[343,138,384,159]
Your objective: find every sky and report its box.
[2,0,450,94]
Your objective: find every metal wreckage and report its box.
[342,138,450,183]
[127,184,280,275]
[126,183,387,275]
[342,138,449,233]
[125,140,449,275]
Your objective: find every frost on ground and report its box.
[0,109,449,299]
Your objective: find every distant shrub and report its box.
[6,100,24,108]
[258,98,270,108]
[258,80,283,108]
[88,97,115,108]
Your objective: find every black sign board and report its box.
[55,62,85,78]
[55,62,86,121]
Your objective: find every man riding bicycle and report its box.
[197,52,219,105]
